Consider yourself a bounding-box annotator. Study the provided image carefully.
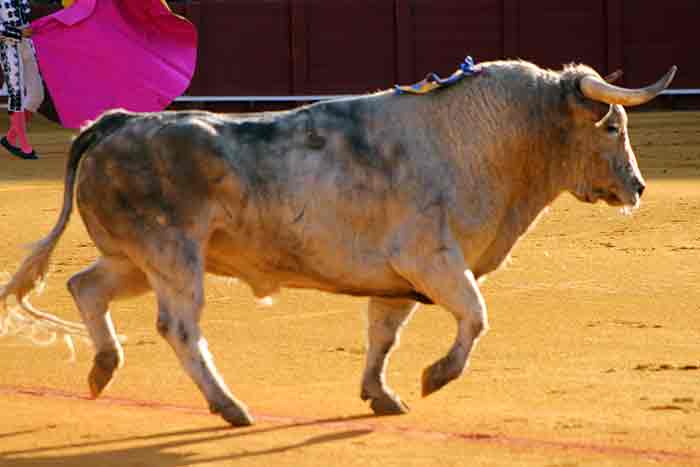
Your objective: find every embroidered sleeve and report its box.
[0,24,22,40]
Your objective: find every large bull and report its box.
[0,59,675,426]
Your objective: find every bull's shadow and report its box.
[0,416,374,467]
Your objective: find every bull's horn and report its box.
[604,69,623,83]
[580,66,677,106]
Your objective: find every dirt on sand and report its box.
[0,111,698,466]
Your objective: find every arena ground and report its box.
[0,111,698,466]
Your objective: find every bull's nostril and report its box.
[637,183,645,197]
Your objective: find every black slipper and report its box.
[1,136,38,160]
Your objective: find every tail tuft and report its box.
[0,271,90,362]
[0,237,55,304]
[0,109,135,359]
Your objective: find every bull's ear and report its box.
[605,70,623,83]
[565,78,612,124]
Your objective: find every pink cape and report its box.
[31,0,197,129]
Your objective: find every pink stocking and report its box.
[6,114,17,146]
[9,111,32,154]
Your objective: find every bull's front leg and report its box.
[394,248,489,397]
[361,297,418,415]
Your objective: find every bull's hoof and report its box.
[88,351,121,398]
[88,365,115,399]
[213,404,255,427]
[421,361,451,397]
[370,395,410,416]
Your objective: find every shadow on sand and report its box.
[0,415,377,467]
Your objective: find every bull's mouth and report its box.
[593,188,625,206]
[575,187,627,206]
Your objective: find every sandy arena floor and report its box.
[0,111,698,466]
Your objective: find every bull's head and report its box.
[564,66,676,209]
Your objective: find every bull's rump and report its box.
[74,108,436,301]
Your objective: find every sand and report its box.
[0,111,698,466]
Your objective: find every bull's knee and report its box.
[67,269,108,316]
[67,272,89,304]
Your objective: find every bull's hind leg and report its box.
[394,248,489,397]
[67,257,150,398]
[361,298,418,415]
[147,241,253,427]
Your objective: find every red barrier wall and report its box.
[27,1,699,99]
[175,0,695,97]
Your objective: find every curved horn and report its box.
[580,66,677,106]
[604,69,623,83]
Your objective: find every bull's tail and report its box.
[0,110,134,342]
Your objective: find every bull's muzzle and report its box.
[612,173,645,208]
[612,152,646,208]
[633,178,646,198]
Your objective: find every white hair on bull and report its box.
[0,280,128,361]
[0,271,89,361]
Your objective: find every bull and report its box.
[0,59,676,426]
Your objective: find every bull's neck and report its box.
[430,82,570,237]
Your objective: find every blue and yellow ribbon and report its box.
[395,56,480,95]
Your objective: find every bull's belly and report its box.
[205,230,427,302]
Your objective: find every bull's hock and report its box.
[0,58,675,426]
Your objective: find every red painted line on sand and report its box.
[1,384,698,463]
